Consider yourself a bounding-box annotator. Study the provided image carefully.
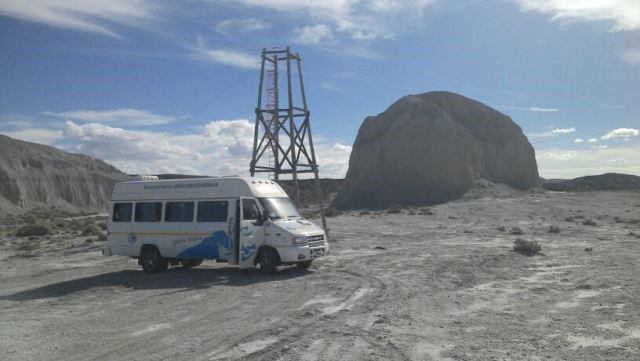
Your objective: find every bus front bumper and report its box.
[277,244,329,263]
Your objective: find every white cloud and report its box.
[43,108,174,126]
[514,0,640,32]
[530,107,559,112]
[2,128,63,145]
[618,49,640,66]
[215,18,270,35]
[574,138,584,143]
[0,0,157,37]
[607,158,628,165]
[601,128,639,140]
[191,39,260,70]
[588,138,598,143]
[58,119,350,178]
[551,127,575,134]
[600,104,623,110]
[229,0,435,44]
[528,127,576,139]
[537,144,640,178]
[319,80,346,92]
[293,24,334,44]
[539,151,577,161]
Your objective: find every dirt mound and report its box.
[0,134,128,214]
[543,173,640,192]
[334,91,539,209]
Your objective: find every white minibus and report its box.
[103,177,329,273]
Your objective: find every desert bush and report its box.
[408,211,416,215]
[582,219,598,226]
[17,239,41,251]
[98,222,107,230]
[513,238,541,256]
[509,227,524,235]
[359,210,371,216]
[324,207,342,217]
[564,217,574,222]
[81,224,102,236]
[496,226,506,232]
[16,223,52,237]
[420,208,435,216]
[386,206,402,214]
[96,234,107,242]
[548,225,561,233]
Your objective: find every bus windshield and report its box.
[258,197,301,220]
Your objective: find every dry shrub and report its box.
[386,206,402,214]
[582,219,598,226]
[324,207,342,217]
[513,238,541,256]
[16,223,52,237]
[81,224,102,236]
[420,208,435,216]
[548,225,561,233]
[509,227,524,235]
[496,226,506,232]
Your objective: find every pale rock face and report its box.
[0,135,129,214]
[334,91,539,209]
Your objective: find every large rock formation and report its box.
[334,91,539,209]
[0,135,129,214]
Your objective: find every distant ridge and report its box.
[0,134,128,214]
[543,173,640,192]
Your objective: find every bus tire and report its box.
[180,259,203,268]
[140,247,169,273]
[257,247,279,274]
[297,260,312,269]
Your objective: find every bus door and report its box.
[238,197,264,269]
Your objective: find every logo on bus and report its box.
[127,233,137,245]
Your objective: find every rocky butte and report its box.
[334,91,539,209]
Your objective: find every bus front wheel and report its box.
[257,248,279,274]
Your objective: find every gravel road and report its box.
[1,191,639,360]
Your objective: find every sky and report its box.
[0,0,639,179]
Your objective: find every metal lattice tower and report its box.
[250,47,327,232]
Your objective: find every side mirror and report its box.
[256,213,265,225]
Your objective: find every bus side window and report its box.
[197,201,228,222]
[113,203,132,222]
[242,199,260,221]
[135,202,162,222]
[165,202,194,222]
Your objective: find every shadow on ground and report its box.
[1,266,311,301]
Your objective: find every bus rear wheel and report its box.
[140,247,169,273]
[180,259,203,268]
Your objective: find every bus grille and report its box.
[307,234,325,247]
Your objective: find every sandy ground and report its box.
[1,190,639,360]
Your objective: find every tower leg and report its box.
[313,170,328,237]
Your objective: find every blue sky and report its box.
[0,0,638,178]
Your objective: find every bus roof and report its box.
[110,177,288,201]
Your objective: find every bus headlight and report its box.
[292,236,307,245]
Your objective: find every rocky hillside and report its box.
[334,91,539,209]
[543,173,640,192]
[0,135,129,214]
